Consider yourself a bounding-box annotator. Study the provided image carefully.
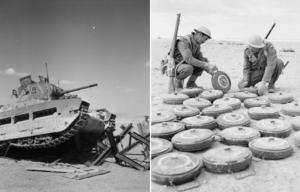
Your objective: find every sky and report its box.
[0,0,150,115]
[151,0,300,40]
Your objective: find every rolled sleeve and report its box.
[262,45,277,82]
[177,41,206,68]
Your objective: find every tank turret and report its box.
[14,75,97,103]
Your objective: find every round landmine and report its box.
[168,105,199,120]
[249,137,293,160]
[244,98,271,109]
[248,106,280,120]
[181,114,217,130]
[281,102,300,117]
[234,91,258,103]
[151,122,185,140]
[293,131,300,147]
[183,98,212,111]
[220,127,261,146]
[203,146,252,173]
[255,119,291,138]
[171,129,215,152]
[202,104,233,118]
[216,112,251,130]
[211,71,231,93]
[268,92,293,104]
[151,111,176,125]
[151,152,202,185]
[151,138,174,159]
[291,116,300,131]
[213,97,241,110]
[162,92,189,104]
[178,87,203,98]
[199,90,224,102]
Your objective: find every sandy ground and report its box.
[151,38,300,192]
[0,114,150,192]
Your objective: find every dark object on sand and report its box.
[219,127,261,146]
[268,92,293,104]
[162,92,189,104]
[249,137,293,160]
[213,97,241,110]
[248,106,280,120]
[151,122,185,140]
[151,138,173,159]
[255,119,291,138]
[216,112,251,130]
[281,102,300,116]
[234,92,258,102]
[203,146,252,173]
[151,152,202,185]
[244,98,271,109]
[199,90,224,102]
[181,114,217,130]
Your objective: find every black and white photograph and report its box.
[0,0,150,191]
[151,0,300,191]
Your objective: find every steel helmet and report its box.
[247,35,265,48]
[194,26,212,39]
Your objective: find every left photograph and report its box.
[0,0,150,191]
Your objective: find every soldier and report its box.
[238,35,284,95]
[173,26,218,89]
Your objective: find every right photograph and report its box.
[151,0,300,191]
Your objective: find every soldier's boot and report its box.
[268,83,275,93]
[175,79,183,90]
[186,75,203,89]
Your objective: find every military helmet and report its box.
[194,26,212,39]
[247,35,265,48]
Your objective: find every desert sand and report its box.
[0,114,149,192]
[151,38,300,192]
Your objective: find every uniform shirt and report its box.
[243,41,277,82]
[173,33,207,68]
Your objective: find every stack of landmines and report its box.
[151,89,300,186]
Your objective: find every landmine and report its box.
[291,116,300,131]
[234,91,258,102]
[244,98,271,109]
[213,97,241,110]
[248,106,280,120]
[151,152,202,185]
[181,114,217,130]
[178,87,203,98]
[293,131,300,147]
[162,92,189,104]
[268,92,293,104]
[151,122,185,140]
[219,127,261,146]
[168,105,199,120]
[171,129,215,152]
[255,119,291,138]
[249,137,293,160]
[216,112,251,130]
[281,102,300,116]
[203,146,252,173]
[202,104,232,118]
[211,71,231,93]
[151,111,177,125]
[199,90,224,102]
[183,98,212,111]
[151,138,173,159]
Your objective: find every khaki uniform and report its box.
[239,41,284,88]
[173,33,208,81]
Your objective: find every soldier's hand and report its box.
[204,63,218,75]
[238,80,248,88]
[256,81,266,96]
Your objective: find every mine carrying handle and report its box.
[61,83,98,94]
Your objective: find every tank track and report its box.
[0,111,88,150]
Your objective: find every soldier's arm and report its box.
[262,44,277,82]
[177,41,206,68]
[195,48,208,62]
[243,52,252,81]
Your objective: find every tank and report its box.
[0,75,109,154]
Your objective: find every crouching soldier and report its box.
[238,35,284,95]
[173,26,218,89]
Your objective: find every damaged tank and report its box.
[0,75,111,154]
